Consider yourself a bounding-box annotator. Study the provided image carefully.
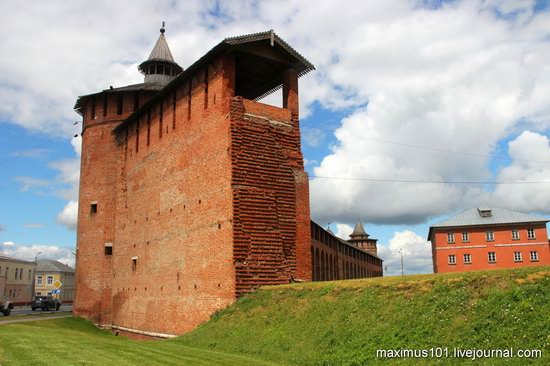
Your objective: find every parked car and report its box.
[31,296,61,311]
[1,296,13,316]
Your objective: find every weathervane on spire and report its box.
[160,21,166,34]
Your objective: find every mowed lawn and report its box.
[0,317,276,366]
[1,266,550,365]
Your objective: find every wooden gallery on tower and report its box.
[74,27,383,338]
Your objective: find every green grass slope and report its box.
[177,266,550,365]
[0,317,276,366]
[1,266,549,365]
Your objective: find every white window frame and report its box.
[530,251,539,262]
[37,276,43,285]
[514,252,522,262]
[448,254,456,265]
[462,232,469,242]
[463,254,472,264]
[447,233,455,244]
[47,276,54,285]
[527,228,536,240]
[486,231,494,242]
[488,252,497,263]
[511,229,520,240]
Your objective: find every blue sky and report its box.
[1,0,550,274]
[0,124,77,255]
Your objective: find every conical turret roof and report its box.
[138,24,182,85]
[350,220,369,238]
[147,30,175,62]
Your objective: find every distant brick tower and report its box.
[348,221,378,256]
[74,28,314,337]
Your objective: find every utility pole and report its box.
[399,249,404,276]
[32,251,42,302]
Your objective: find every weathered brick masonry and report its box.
[74,88,159,326]
[231,97,311,295]
[74,30,316,336]
[74,29,383,337]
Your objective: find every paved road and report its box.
[0,314,72,325]
[11,304,72,316]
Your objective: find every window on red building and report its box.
[463,254,472,264]
[527,228,536,240]
[486,231,494,241]
[488,252,496,263]
[462,232,469,242]
[530,251,539,262]
[448,255,456,265]
[511,229,520,240]
[514,252,522,262]
[447,233,455,244]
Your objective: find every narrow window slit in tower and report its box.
[204,67,209,109]
[91,96,96,119]
[187,82,192,120]
[103,94,108,117]
[159,100,163,138]
[104,243,113,256]
[117,93,123,115]
[172,92,177,129]
[131,257,138,271]
[124,127,128,159]
[90,202,98,214]
[133,91,139,112]
[146,110,151,146]
[136,120,140,152]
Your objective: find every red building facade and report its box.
[429,207,550,273]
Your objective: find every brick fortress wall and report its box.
[74,90,156,326]
[311,221,383,281]
[109,56,236,335]
[75,52,313,336]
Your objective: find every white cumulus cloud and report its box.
[333,223,354,240]
[56,201,79,231]
[2,244,74,267]
[1,0,550,233]
[491,131,550,212]
[377,230,433,276]
[307,1,550,225]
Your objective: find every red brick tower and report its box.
[348,220,378,256]
[74,29,314,337]
[73,26,182,326]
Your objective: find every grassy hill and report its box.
[177,266,550,365]
[1,266,549,365]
